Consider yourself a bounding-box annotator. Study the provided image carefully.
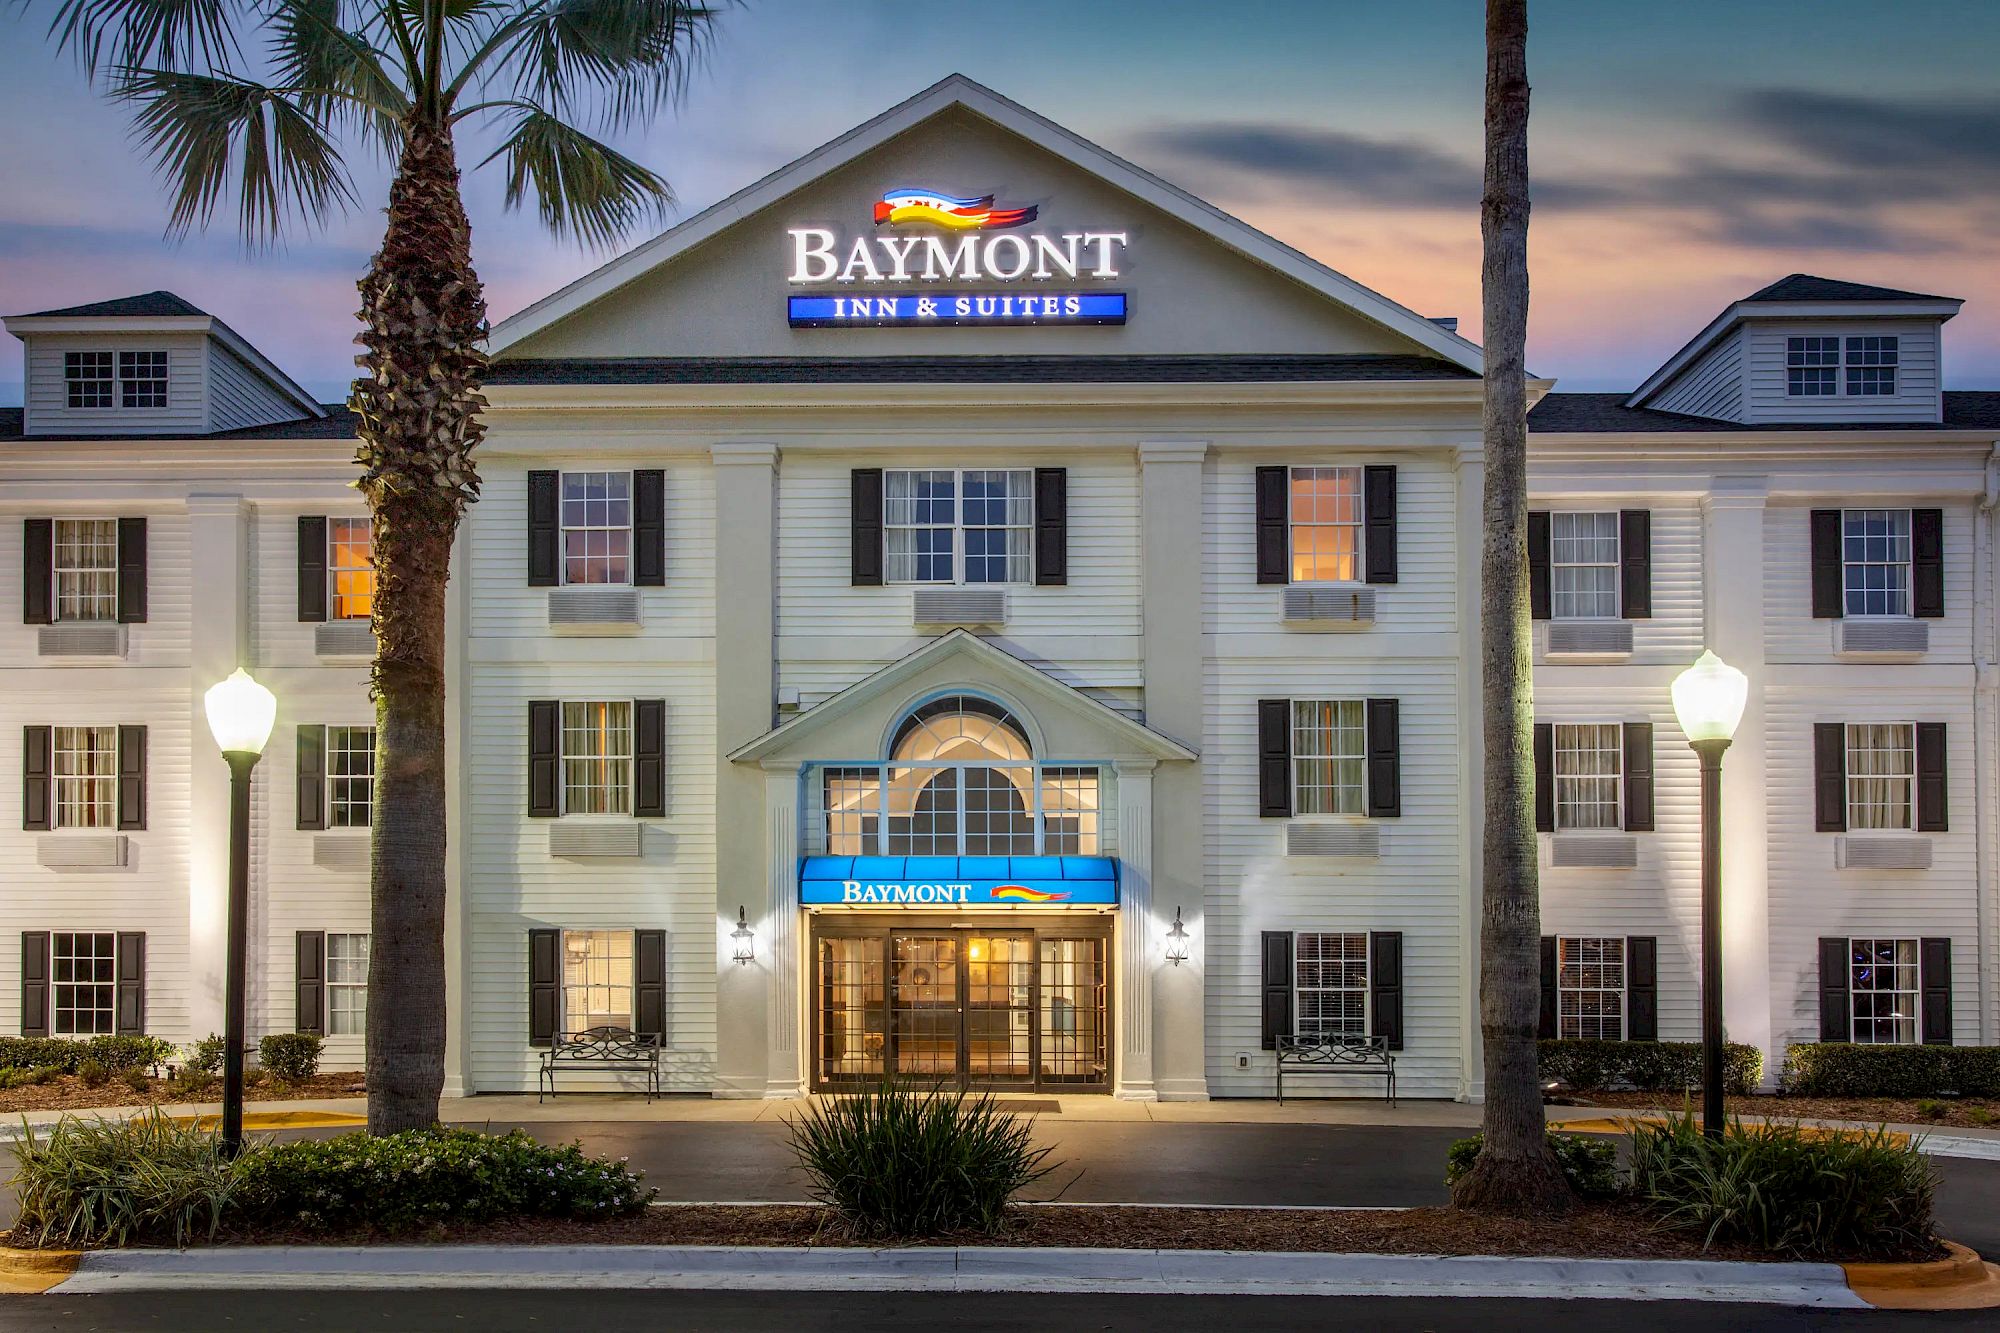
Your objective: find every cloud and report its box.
[1737,88,2000,182]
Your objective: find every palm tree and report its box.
[33,0,724,1133]
[1451,0,1573,1211]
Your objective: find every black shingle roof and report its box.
[1529,391,2000,433]
[17,290,208,319]
[1743,274,1953,304]
[0,405,355,441]
[485,354,1479,387]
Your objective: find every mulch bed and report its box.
[1568,1091,2000,1132]
[0,1072,365,1114]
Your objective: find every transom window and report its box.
[1846,723,1914,831]
[1553,723,1622,831]
[561,929,634,1032]
[1295,932,1368,1039]
[53,518,118,622]
[326,725,377,828]
[561,472,631,586]
[64,352,114,408]
[1842,508,1911,617]
[52,725,117,829]
[1550,512,1619,619]
[118,351,169,408]
[326,933,369,1036]
[1557,936,1626,1041]
[52,932,117,1035]
[1289,466,1363,583]
[1845,337,1898,396]
[1786,337,1840,396]
[1849,938,1919,1044]
[884,469,1032,584]
[1291,700,1365,816]
[561,701,633,815]
[328,517,375,620]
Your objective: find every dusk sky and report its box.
[1,0,1995,403]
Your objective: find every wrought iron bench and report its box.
[537,1025,661,1102]
[1275,1034,1396,1105]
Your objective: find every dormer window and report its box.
[64,352,114,408]
[119,351,169,408]
[1846,337,1898,396]
[1787,335,1899,398]
[1786,337,1839,396]
[61,349,170,409]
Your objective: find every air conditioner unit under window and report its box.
[1282,586,1375,626]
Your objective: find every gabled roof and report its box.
[490,74,1484,374]
[21,290,207,319]
[1744,273,1952,304]
[0,404,355,442]
[1530,390,2000,435]
[728,629,1197,764]
[486,353,1475,387]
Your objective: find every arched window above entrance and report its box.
[889,695,1032,765]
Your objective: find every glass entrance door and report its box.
[890,934,959,1078]
[965,934,1034,1084]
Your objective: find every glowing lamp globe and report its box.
[204,668,278,757]
[1671,651,1748,745]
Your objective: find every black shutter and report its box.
[296,724,327,831]
[116,725,146,831]
[22,519,52,625]
[297,515,328,622]
[1920,938,1952,1046]
[1626,936,1658,1041]
[115,517,146,624]
[1810,509,1843,618]
[295,931,325,1035]
[1813,722,1847,832]
[1622,721,1655,832]
[635,929,667,1039]
[114,932,145,1035]
[1363,465,1398,584]
[1257,699,1292,818]
[1912,508,1944,619]
[1260,931,1294,1050]
[20,932,49,1037]
[850,468,884,587]
[1619,509,1652,619]
[527,701,561,817]
[1533,722,1554,833]
[528,928,560,1046]
[23,725,52,831]
[1539,936,1558,1039]
[1254,466,1289,585]
[633,469,666,587]
[1369,931,1404,1051]
[633,699,666,818]
[527,470,560,587]
[1034,467,1068,586]
[1527,510,1551,620]
[1365,697,1401,818]
[1916,722,1948,833]
[1818,937,1851,1041]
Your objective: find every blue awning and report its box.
[799,855,1118,907]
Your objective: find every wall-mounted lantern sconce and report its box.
[731,906,755,965]
[1164,905,1190,965]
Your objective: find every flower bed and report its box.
[1575,1089,1999,1131]
[0,1071,364,1114]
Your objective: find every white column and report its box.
[185,494,249,1041]
[442,521,471,1097]
[1454,443,1485,1102]
[1113,761,1156,1099]
[1975,445,2000,1042]
[762,765,803,1097]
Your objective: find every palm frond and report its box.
[466,0,723,128]
[116,65,357,242]
[480,102,669,249]
[266,0,410,148]
[40,0,240,82]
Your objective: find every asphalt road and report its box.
[1,1290,1995,1332]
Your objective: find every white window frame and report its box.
[1287,465,1365,585]
[1294,931,1369,1040]
[52,517,119,623]
[325,724,377,829]
[1844,336,1899,397]
[1845,722,1915,831]
[1786,336,1840,396]
[560,700,634,817]
[63,352,115,409]
[560,928,635,1034]
[1848,937,1920,1044]
[559,470,634,587]
[325,932,369,1037]
[882,468,1033,586]
[51,931,119,1036]
[50,724,118,830]
[1553,722,1623,832]
[327,516,374,621]
[1841,507,1912,619]
[1549,511,1620,620]
[117,350,169,408]
[1290,699,1367,817]
[1556,936,1627,1041]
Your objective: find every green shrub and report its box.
[1628,1112,1935,1258]
[1445,1130,1620,1198]
[11,1110,241,1248]
[0,1035,172,1075]
[1779,1044,2000,1098]
[77,1059,109,1088]
[1540,1039,1762,1095]
[1915,1099,1949,1120]
[189,1035,228,1076]
[121,1066,152,1095]
[258,1033,321,1083]
[235,1128,653,1233]
[788,1080,1059,1237]
[1968,1107,1995,1127]
[177,1068,218,1097]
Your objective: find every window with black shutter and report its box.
[633,699,667,818]
[850,468,884,586]
[116,725,146,831]
[1920,938,1952,1046]
[116,518,146,624]
[1532,723,1554,832]
[1809,509,1843,619]
[1527,510,1551,620]
[1362,465,1397,584]
[635,929,667,1039]
[22,519,53,625]
[114,932,146,1034]
[1813,722,1847,831]
[1622,721,1655,832]
[528,928,560,1046]
[1260,931,1294,1049]
[1619,509,1651,618]
[23,725,52,831]
[297,724,327,831]
[297,516,328,622]
[1912,508,1944,619]
[1257,699,1291,817]
[1033,467,1067,586]
[1818,937,1851,1041]
[1369,931,1403,1050]
[1538,935,1557,1038]
[1364,698,1400,818]
[1254,466,1288,584]
[296,930,325,1034]
[1916,722,1948,832]
[20,932,49,1037]
[526,471,560,587]
[1626,936,1658,1040]
[527,701,561,817]
[633,470,667,587]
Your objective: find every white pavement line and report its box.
[53,1245,1869,1307]
[1916,1134,2000,1162]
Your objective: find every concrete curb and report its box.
[45,1244,1869,1305]
[1845,1241,2000,1310]
[0,1246,82,1295]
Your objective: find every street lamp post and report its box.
[1670,650,1749,1141]
[202,668,277,1158]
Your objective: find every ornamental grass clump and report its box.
[788,1080,1060,1238]
[10,1110,241,1248]
[1628,1111,1936,1258]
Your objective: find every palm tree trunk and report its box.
[1452,0,1572,1213]
[351,112,487,1135]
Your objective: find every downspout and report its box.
[1975,443,2000,1042]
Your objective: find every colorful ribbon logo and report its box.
[872,188,1040,231]
[991,884,1070,903]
